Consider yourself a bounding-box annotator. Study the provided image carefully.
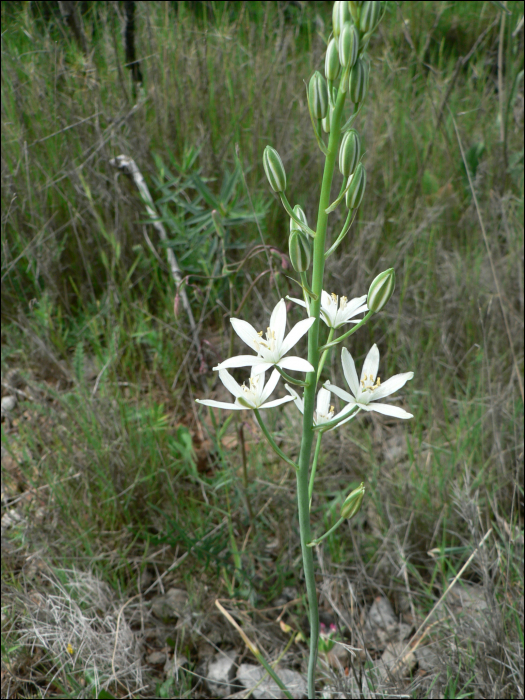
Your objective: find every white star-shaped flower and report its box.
[196,369,294,411]
[325,344,414,419]
[288,291,367,329]
[285,384,355,431]
[214,298,315,375]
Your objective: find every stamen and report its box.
[257,331,263,336]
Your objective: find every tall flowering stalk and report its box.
[196,2,414,696]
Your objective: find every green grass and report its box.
[1,1,523,698]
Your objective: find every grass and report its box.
[1,1,523,698]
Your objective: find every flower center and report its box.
[242,375,260,396]
[254,327,276,356]
[361,373,381,392]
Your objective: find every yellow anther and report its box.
[257,331,263,336]
[331,293,337,302]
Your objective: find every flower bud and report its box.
[333,1,351,39]
[359,0,381,33]
[348,1,361,23]
[309,71,329,120]
[345,162,366,210]
[290,204,308,233]
[325,38,341,82]
[263,146,286,193]
[341,482,365,520]
[339,22,359,69]
[339,129,361,177]
[349,56,369,104]
[322,107,332,134]
[289,230,311,272]
[367,268,395,313]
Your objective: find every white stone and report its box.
[1,396,17,413]
[236,664,307,699]
[206,650,237,698]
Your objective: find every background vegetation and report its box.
[1,1,523,698]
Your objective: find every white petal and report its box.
[285,384,304,414]
[218,369,243,398]
[250,361,274,375]
[316,387,331,415]
[214,355,261,370]
[319,310,333,328]
[324,381,355,404]
[279,316,315,356]
[278,356,315,373]
[230,318,260,351]
[260,369,281,403]
[361,344,380,383]
[196,399,244,410]
[372,372,414,401]
[341,302,368,323]
[287,296,307,310]
[363,403,413,419]
[260,395,295,409]
[326,404,359,430]
[342,295,367,315]
[341,347,360,397]
[270,299,287,348]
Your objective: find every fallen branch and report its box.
[109,154,206,373]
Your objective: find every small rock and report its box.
[324,641,350,669]
[146,651,167,665]
[366,596,397,629]
[362,596,410,649]
[1,396,17,413]
[237,664,306,699]
[150,587,189,620]
[414,645,440,672]
[206,649,237,698]
[378,641,416,680]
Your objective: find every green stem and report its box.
[299,271,316,300]
[254,409,299,471]
[319,310,374,352]
[324,209,355,259]
[317,328,335,382]
[297,85,347,699]
[275,366,309,387]
[280,193,317,238]
[312,406,361,433]
[308,432,323,509]
[307,516,346,547]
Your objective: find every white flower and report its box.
[288,291,367,329]
[214,298,315,375]
[196,369,294,411]
[325,344,414,419]
[285,384,355,430]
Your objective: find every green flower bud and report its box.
[367,268,395,313]
[263,146,287,193]
[345,162,366,210]
[322,106,332,134]
[339,22,359,69]
[289,230,311,272]
[339,129,361,177]
[333,1,351,39]
[325,38,341,82]
[348,1,361,23]
[290,204,308,233]
[349,56,369,104]
[309,71,329,120]
[341,482,365,520]
[359,0,381,33]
